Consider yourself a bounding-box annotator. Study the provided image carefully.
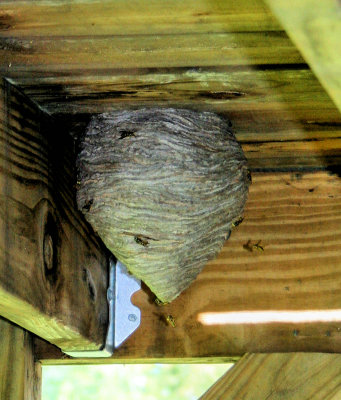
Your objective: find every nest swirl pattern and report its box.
[77,108,250,302]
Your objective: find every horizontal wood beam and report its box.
[200,353,341,399]
[0,0,300,77]
[265,0,341,113]
[0,0,280,36]
[15,67,337,115]
[1,1,339,171]
[0,1,301,74]
[0,32,304,73]
[15,65,341,171]
[0,79,109,352]
[0,317,41,400]
[36,171,341,364]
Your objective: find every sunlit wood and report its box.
[36,171,341,364]
[265,0,341,113]
[200,353,341,399]
[0,317,41,400]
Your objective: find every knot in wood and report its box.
[43,233,54,271]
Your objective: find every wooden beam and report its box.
[200,353,341,399]
[0,317,41,400]
[35,171,341,364]
[1,1,339,171]
[0,0,280,36]
[16,67,337,115]
[0,79,109,352]
[14,66,341,171]
[0,0,301,76]
[265,0,341,113]
[0,32,304,73]
[0,0,300,76]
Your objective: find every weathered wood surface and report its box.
[0,79,109,352]
[0,32,304,72]
[36,171,341,364]
[0,317,41,400]
[0,0,339,171]
[200,353,341,400]
[0,0,296,72]
[0,0,281,36]
[265,0,341,113]
[16,67,338,115]
[17,66,341,171]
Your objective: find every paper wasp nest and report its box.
[77,109,250,303]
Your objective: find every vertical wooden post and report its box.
[0,317,41,400]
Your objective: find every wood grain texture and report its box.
[36,171,341,364]
[16,67,336,114]
[0,0,281,36]
[0,0,339,171]
[0,0,297,73]
[0,32,304,73]
[0,79,109,352]
[265,0,341,113]
[200,353,341,400]
[14,65,341,171]
[0,317,41,400]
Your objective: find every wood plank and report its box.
[0,0,300,76]
[0,79,109,352]
[17,67,335,114]
[200,353,341,400]
[0,0,280,36]
[36,171,341,364]
[3,0,338,171]
[0,31,304,74]
[0,317,41,400]
[14,66,340,171]
[265,0,341,113]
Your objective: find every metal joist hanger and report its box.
[65,259,141,358]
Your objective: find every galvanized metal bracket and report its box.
[65,258,141,358]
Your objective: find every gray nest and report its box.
[77,108,250,302]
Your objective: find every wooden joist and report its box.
[0,32,303,72]
[0,1,299,71]
[0,0,339,172]
[200,353,341,399]
[0,317,41,400]
[265,0,341,113]
[15,66,341,171]
[0,0,280,36]
[0,79,109,352]
[16,67,337,115]
[35,171,341,364]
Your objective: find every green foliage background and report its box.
[43,364,231,400]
